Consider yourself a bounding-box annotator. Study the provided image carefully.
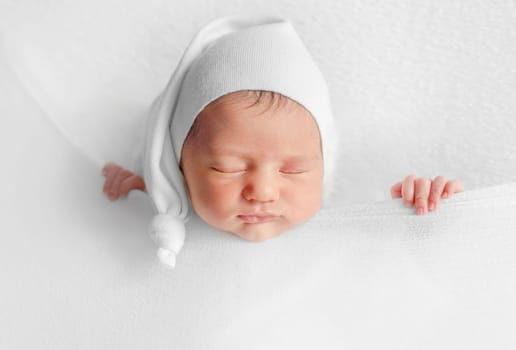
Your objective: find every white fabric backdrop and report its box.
[1,1,516,349]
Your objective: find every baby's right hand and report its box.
[101,162,146,201]
[390,175,464,215]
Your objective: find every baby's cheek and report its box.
[284,179,323,223]
[194,177,240,221]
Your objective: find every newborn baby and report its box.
[103,89,463,226]
[105,90,324,242]
[101,15,463,266]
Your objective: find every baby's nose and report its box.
[242,171,280,203]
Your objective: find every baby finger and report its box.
[414,178,431,215]
[428,176,447,211]
[402,175,417,207]
[111,169,133,199]
[103,166,122,198]
[443,180,465,198]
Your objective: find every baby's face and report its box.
[180,92,323,241]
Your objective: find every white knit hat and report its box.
[143,14,337,268]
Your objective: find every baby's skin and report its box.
[103,166,464,215]
[102,91,464,240]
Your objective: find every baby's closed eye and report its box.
[279,159,318,175]
[209,159,248,173]
[210,166,247,174]
[209,165,309,175]
[279,168,308,174]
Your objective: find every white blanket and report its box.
[2,1,516,349]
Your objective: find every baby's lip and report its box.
[237,214,279,224]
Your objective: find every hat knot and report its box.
[148,214,186,269]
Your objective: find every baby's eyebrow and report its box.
[205,147,244,157]
[207,149,318,161]
[206,146,321,162]
[281,156,322,168]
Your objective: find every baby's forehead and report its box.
[197,91,314,126]
[184,91,321,153]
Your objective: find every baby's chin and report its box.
[225,219,293,242]
[229,227,285,242]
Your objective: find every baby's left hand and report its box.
[390,175,464,215]
[102,162,146,201]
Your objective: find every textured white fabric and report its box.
[171,181,516,348]
[143,15,336,268]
